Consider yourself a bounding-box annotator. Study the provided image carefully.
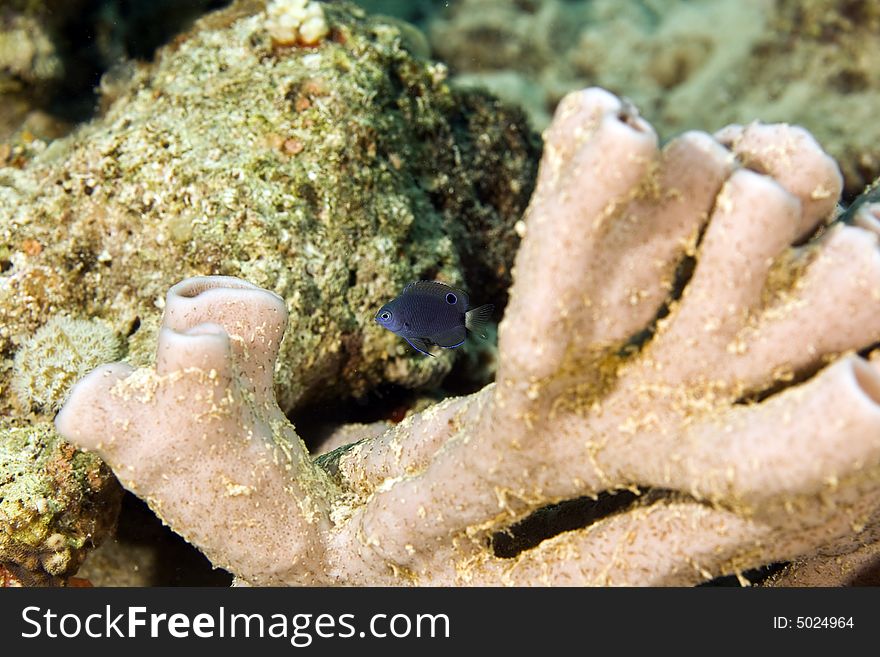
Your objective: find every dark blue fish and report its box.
[375,281,494,357]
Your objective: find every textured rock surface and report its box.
[0,420,122,584]
[0,0,84,138]
[0,0,538,417]
[0,0,232,141]
[0,0,537,585]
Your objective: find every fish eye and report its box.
[445,293,457,304]
[379,311,392,321]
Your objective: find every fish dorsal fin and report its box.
[465,304,494,339]
[432,325,467,348]
[402,281,469,308]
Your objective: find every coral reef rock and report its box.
[0,0,235,142]
[0,0,84,138]
[0,0,538,419]
[57,87,880,585]
[0,420,122,586]
[430,0,880,197]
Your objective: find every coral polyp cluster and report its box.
[12,316,123,412]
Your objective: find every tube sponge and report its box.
[12,316,123,412]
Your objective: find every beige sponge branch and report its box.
[57,276,339,586]
[155,324,232,378]
[715,123,843,236]
[56,88,880,585]
[162,275,288,398]
[630,356,880,509]
[582,130,734,344]
[498,87,659,383]
[654,169,802,361]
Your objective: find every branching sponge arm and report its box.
[56,277,339,586]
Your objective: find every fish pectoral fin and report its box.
[431,326,467,349]
[404,336,435,357]
[465,304,494,339]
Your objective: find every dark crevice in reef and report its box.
[110,0,233,61]
[859,341,880,360]
[291,383,442,452]
[14,0,235,129]
[622,252,697,354]
[441,352,498,396]
[733,360,825,406]
[791,215,834,248]
[620,194,715,356]
[621,173,744,356]
[80,493,233,586]
[293,364,496,454]
[491,490,790,587]
[733,334,880,406]
[491,488,671,558]
[699,563,787,587]
[839,175,880,224]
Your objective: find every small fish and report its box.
[375,281,494,357]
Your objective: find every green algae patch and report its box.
[0,421,122,581]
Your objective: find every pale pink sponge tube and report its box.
[57,88,880,585]
[56,276,340,585]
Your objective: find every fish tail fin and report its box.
[465,304,494,339]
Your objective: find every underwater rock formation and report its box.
[0,0,82,139]
[0,0,235,141]
[56,87,880,585]
[0,0,538,418]
[430,0,880,197]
